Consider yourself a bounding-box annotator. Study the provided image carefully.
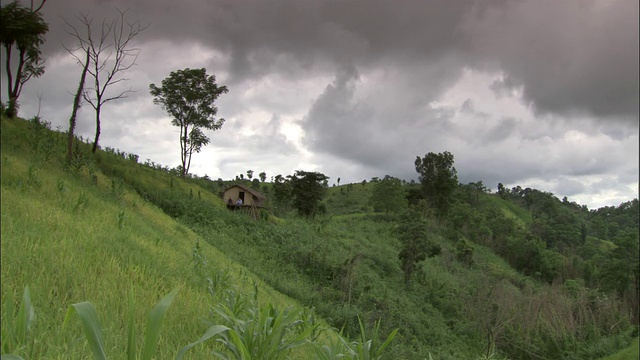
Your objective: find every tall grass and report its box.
[1,117,330,358]
[62,288,178,360]
[3,116,632,359]
[1,286,35,357]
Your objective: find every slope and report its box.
[0,117,337,359]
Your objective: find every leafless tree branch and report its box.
[62,8,147,152]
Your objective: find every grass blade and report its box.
[2,287,16,354]
[174,324,229,360]
[1,355,26,360]
[65,302,107,360]
[376,328,398,355]
[14,286,34,350]
[127,287,137,360]
[141,288,179,360]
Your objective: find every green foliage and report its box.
[289,170,329,217]
[117,209,126,229]
[0,0,48,118]
[599,228,639,298]
[209,299,320,359]
[370,175,407,214]
[325,182,375,216]
[589,199,639,239]
[343,317,398,360]
[149,68,228,177]
[414,151,458,217]
[1,286,35,356]
[63,288,179,360]
[456,239,475,266]
[2,118,637,360]
[397,208,441,282]
[26,116,55,161]
[599,336,639,360]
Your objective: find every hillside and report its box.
[0,117,348,359]
[2,116,638,359]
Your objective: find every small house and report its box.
[221,184,267,208]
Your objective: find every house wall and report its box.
[223,186,256,206]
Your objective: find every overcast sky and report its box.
[2,0,638,209]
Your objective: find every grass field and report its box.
[2,116,636,360]
[0,117,342,359]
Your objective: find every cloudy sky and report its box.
[2,0,638,209]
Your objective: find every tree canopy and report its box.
[149,68,228,177]
[371,175,407,214]
[397,208,441,282]
[0,0,49,118]
[289,170,329,218]
[414,151,458,217]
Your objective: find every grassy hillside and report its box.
[2,116,636,359]
[0,117,343,359]
[324,182,374,216]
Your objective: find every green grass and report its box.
[479,193,532,227]
[2,116,635,360]
[0,117,335,358]
[324,182,375,216]
[600,337,639,360]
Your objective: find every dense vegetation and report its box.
[0,117,393,359]
[2,116,638,359]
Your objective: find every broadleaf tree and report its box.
[397,208,441,282]
[149,68,228,178]
[272,174,293,215]
[289,170,329,218]
[371,175,407,214]
[414,151,458,217]
[0,0,48,118]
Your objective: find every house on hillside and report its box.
[221,184,267,209]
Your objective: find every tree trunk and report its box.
[68,49,90,162]
[181,124,188,178]
[92,104,101,153]
[3,44,18,118]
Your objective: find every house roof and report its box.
[222,184,267,201]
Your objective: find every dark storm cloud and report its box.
[23,0,638,122]
[2,0,637,209]
[33,0,475,79]
[463,0,639,122]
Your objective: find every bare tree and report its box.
[63,9,146,153]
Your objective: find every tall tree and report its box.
[414,151,458,217]
[371,175,408,214]
[600,228,639,299]
[150,68,228,178]
[0,0,48,118]
[63,9,145,153]
[259,171,267,182]
[397,208,441,282]
[272,174,292,214]
[289,170,329,217]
